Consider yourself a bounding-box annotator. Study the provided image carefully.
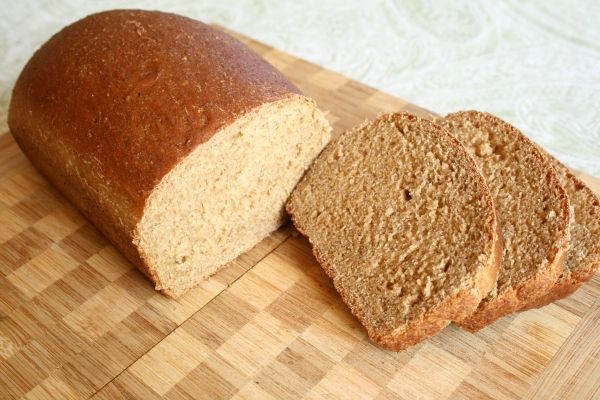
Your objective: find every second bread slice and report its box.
[287,112,501,351]
[438,111,571,331]
[522,155,600,309]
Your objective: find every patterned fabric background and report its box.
[1,0,599,176]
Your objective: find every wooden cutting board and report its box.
[1,28,599,400]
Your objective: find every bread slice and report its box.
[287,112,501,351]
[438,111,571,331]
[8,10,331,297]
[522,155,600,309]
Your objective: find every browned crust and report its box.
[287,112,501,351]
[8,10,301,293]
[444,111,571,332]
[10,10,299,207]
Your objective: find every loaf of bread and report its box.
[287,113,501,351]
[438,111,571,331]
[8,10,331,297]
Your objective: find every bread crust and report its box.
[444,111,571,332]
[8,10,301,290]
[287,112,501,351]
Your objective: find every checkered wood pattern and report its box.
[1,28,599,399]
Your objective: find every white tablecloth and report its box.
[1,0,598,176]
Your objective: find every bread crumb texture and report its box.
[439,111,570,330]
[137,97,330,296]
[523,155,600,309]
[288,112,498,349]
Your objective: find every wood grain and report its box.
[0,28,599,399]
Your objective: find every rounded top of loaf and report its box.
[8,9,300,209]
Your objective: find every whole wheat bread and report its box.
[522,155,600,309]
[8,10,331,297]
[438,111,571,331]
[287,112,501,351]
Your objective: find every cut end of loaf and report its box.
[135,95,331,296]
